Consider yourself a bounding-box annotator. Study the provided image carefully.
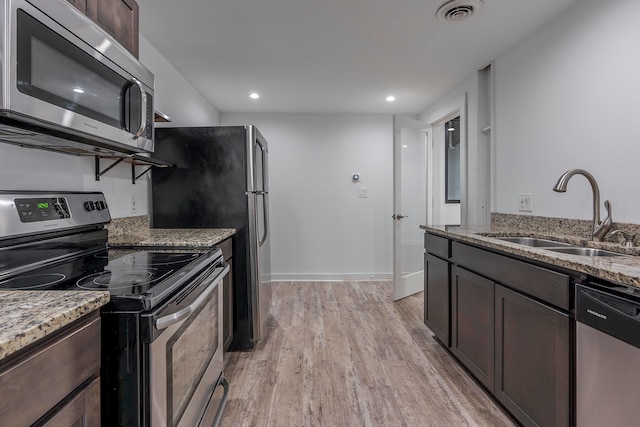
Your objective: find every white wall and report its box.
[139,36,220,128]
[494,0,640,223]
[0,37,219,218]
[221,113,393,281]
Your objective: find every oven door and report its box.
[145,262,229,427]
[2,0,154,152]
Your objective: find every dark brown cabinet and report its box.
[220,237,234,352]
[41,377,101,427]
[66,0,87,13]
[451,265,495,392]
[495,284,570,427]
[0,312,101,426]
[424,253,450,346]
[423,232,574,427]
[423,233,451,346]
[67,0,139,58]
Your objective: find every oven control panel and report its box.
[0,191,111,239]
[15,197,71,222]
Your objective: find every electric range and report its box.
[0,191,229,427]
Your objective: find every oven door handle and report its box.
[155,264,229,330]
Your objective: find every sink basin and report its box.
[496,237,573,248]
[543,247,624,257]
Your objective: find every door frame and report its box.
[392,115,430,301]
[424,93,467,226]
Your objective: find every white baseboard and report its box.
[271,272,392,282]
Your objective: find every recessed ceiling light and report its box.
[249,93,260,99]
[386,95,396,102]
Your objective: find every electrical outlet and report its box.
[518,193,533,212]
[358,187,369,198]
[131,194,137,212]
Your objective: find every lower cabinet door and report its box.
[424,253,450,346]
[494,284,571,427]
[451,266,495,392]
[42,377,100,427]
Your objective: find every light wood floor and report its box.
[221,281,516,427]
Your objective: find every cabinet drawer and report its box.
[219,237,233,262]
[425,233,450,259]
[0,314,101,427]
[451,241,571,310]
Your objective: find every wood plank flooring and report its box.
[221,281,516,427]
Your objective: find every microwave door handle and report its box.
[155,264,229,330]
[131,79,147,140]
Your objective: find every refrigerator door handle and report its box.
[259,192,269,247]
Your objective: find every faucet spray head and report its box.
[553,170,575,192]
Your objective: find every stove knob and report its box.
[84,201,96,212]
[95,200,107,211]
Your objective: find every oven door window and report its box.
[167,290,219,426]
[15,9,143,132]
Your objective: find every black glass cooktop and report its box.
[0,248,204,297]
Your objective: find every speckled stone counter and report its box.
[0,291,110,361]
[109,228,236,247]
[421,224,640,288]
[106,215,236,247]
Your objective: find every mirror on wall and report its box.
[445,116,460,203]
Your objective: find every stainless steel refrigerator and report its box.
[151,125,271,350]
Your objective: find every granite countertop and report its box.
[0,291,110,361]
[421,224,640,288]
[109,228,236,248]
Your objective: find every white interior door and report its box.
[393,116,430,301]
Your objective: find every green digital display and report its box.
[37,202,49,209]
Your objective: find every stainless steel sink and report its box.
[544,247,624,257]
[496,237,573,248]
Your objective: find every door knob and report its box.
[392,214,407,220]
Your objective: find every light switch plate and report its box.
[518,193,533,212]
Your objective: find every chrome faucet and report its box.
[552,169,613,241]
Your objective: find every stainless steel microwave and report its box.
[0,0,154,155]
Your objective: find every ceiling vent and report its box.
[436,0,483,22]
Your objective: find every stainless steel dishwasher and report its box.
[576,283,640,427]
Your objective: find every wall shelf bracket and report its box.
[95,156,126,181]
[132,164,154,184]
[94,154,174,183]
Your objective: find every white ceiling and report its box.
[137,0,582,114]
